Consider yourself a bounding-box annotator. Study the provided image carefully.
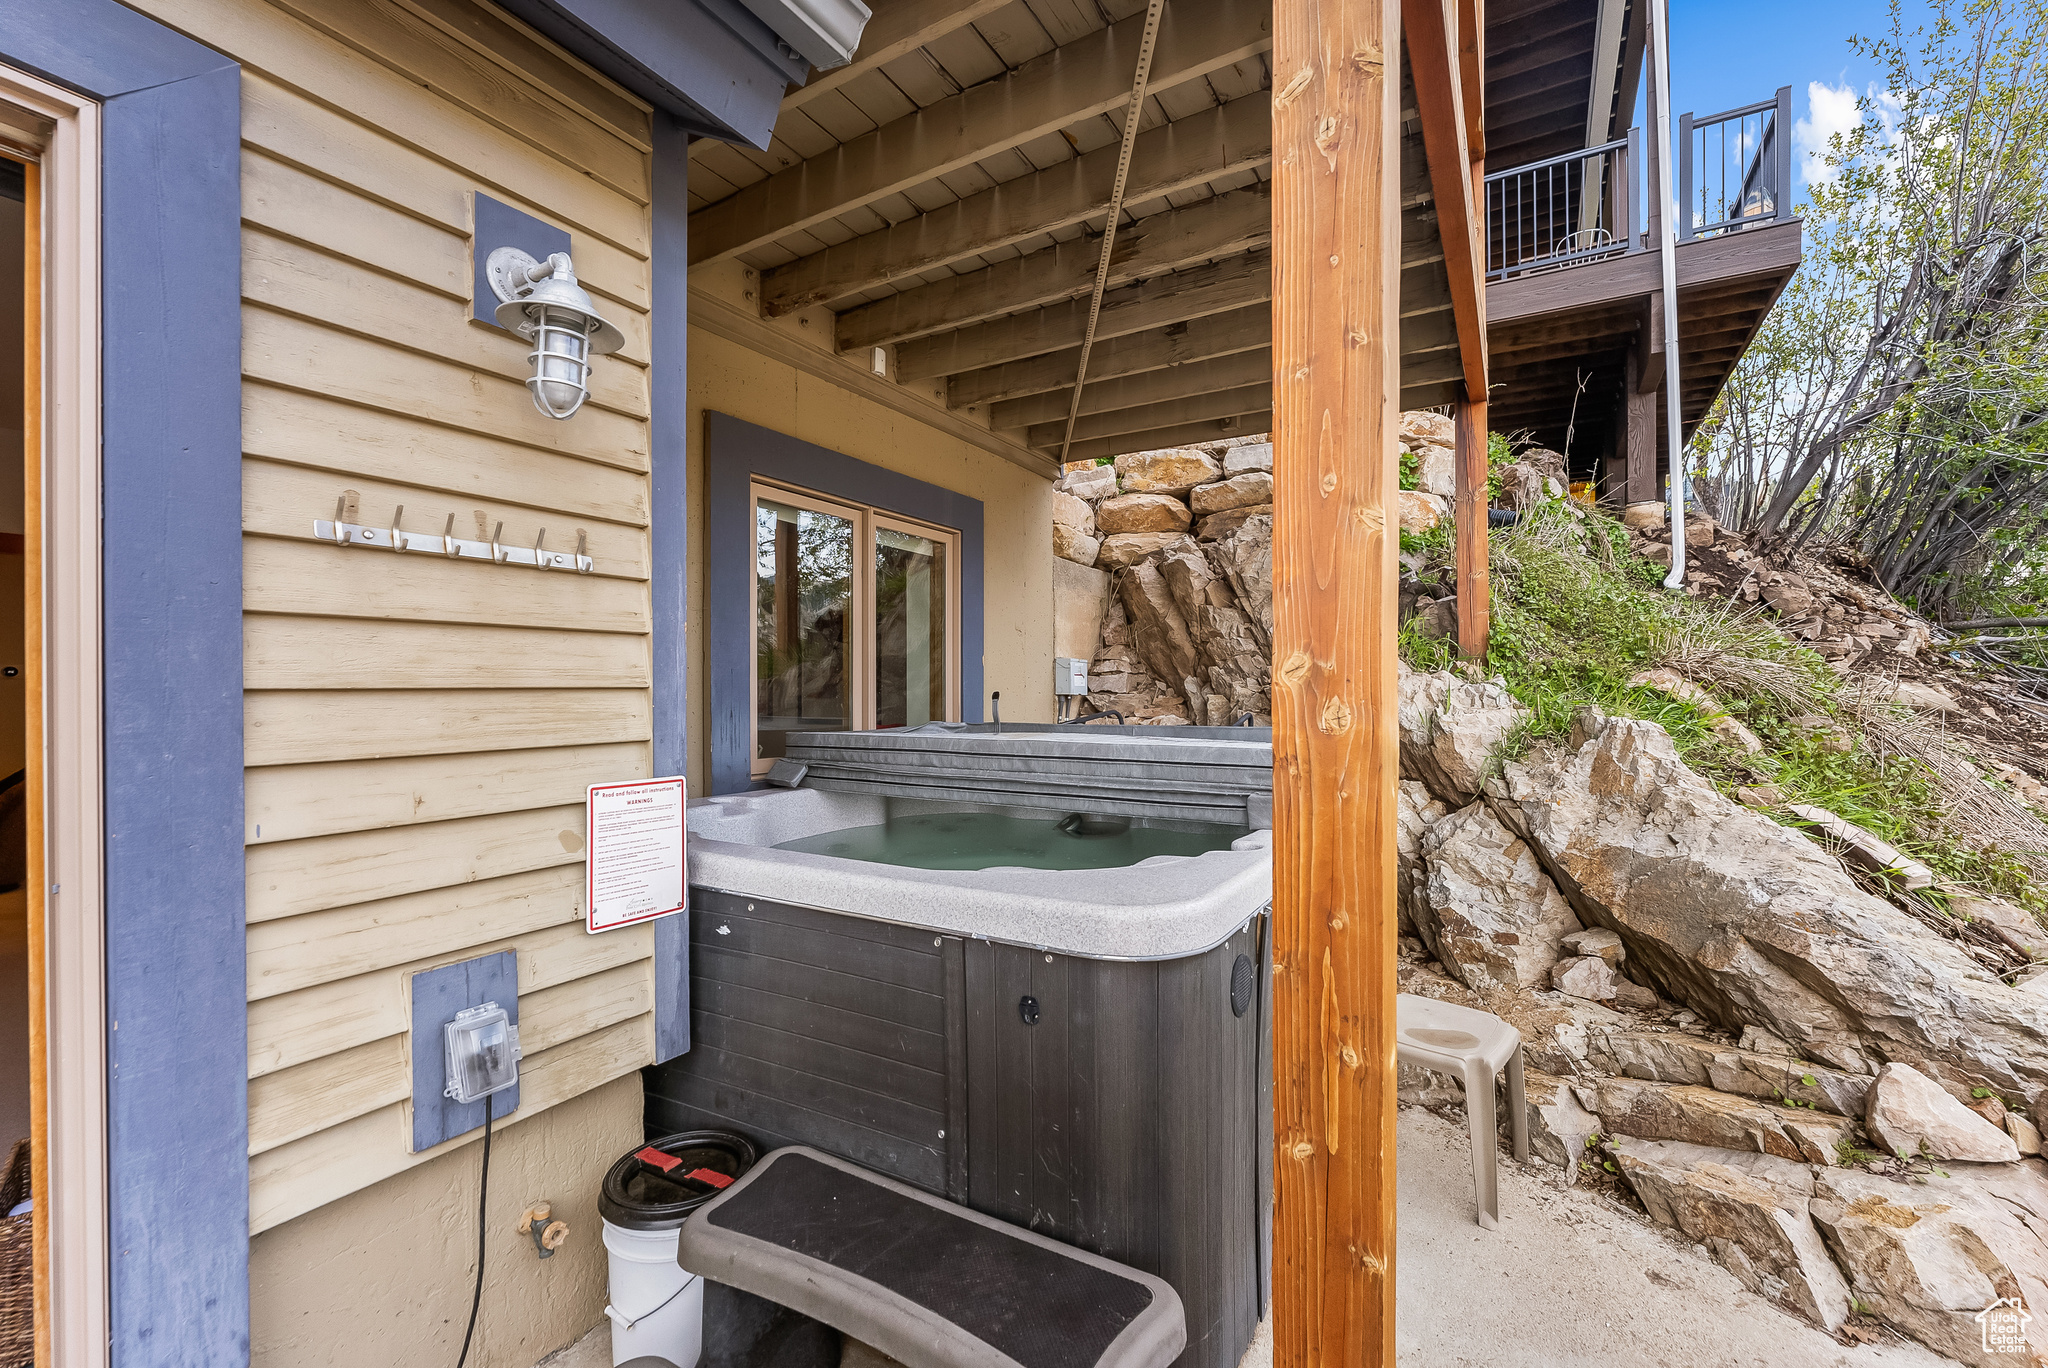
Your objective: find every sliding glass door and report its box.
[751,482,960,777]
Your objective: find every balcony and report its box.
[1477,84,1805,485]
[1485,86,1795,282]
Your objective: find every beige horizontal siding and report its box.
[244,619,652,692]
[245,742,648,845]
[246,912,652,1075]
[249,1015,654,1233]
[243,455,651,578]
[128,0,660,1229]
[242,385,652,526]
[245,689,650,766]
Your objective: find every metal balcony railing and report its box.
[1680,86,1794,240]
[1484,134,1636,280]
[1482,85,1794,281]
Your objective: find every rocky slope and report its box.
[1051,412,1479,724]
[1400,671,2048,1361]
[1051,410,2048,1360]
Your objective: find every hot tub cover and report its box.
[677,1146,1187,1368]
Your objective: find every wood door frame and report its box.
[0,6,247,1362]
[0,61,105,1368]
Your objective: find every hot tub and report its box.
[643,724,1274,1368]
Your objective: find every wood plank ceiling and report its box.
[687,0,1461,466]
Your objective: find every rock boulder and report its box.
[1115,448,1220,495]
[1866,1062,2021,1163]
[1193,503,1272,542]
[1096,531,1186,569]
[1550,956,1617,1000]
[1052,524,1100,567]
[1097,492,1192,535]
[1576,1076,1856,1165]
[1222,442,1273,477]
[1503,714,2048,1101]
[1612,1137,1852,1330]
[1052,489,1097,539]
[1190,471,1273,515]
[1398,670,1526,804]
[1812,1163,2048,1366]
[1420,801,1581,992]
[1057,463,1117,501]
[1398,489,1446,534]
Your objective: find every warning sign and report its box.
[586,777,686,934]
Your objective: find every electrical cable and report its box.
[454,1095,494,1368]
[1055,0,1167,465]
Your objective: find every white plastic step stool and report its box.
[1396,993,1528,1229]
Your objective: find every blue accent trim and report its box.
[705,412,986,797]
[0,2,248,1362]
[489,0,802,149]
[409,953,521,1152]
[470,192,569,327]
[650,113,691,1063]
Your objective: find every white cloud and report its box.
[1795,79,1904,187]
[1796,80,1863,185]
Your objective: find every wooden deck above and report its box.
[1484,217,1802,470]
[686,0,1487,468]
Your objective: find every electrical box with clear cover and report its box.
[1054,657,1088,696]
[443,1001,521,1104]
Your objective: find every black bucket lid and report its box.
[600,1129,759,1231]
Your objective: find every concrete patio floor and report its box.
[537,1106,1957,1368]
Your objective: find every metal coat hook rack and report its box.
[316,490,593,573]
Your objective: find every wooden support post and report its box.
[1270,0,1401,1359]
[1454,400,1490,659]
[1625,351,1658,505]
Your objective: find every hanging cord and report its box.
[1056,0,1169,465]
[454,1096,495,1368]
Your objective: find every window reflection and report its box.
[755,497,853,760]
[875,527,945,730]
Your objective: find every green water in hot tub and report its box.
[771,811,1241,871]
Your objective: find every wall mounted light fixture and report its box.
[487,248,624,420]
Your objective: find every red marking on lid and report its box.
[687,1168,735,1189]
[635,1146,682,1173]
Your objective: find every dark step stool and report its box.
[677,1146,1187,1368]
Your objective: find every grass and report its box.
[1399,480,2048,912]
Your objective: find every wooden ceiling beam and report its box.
[1404,0,1485,399]
[948,301,1272,408]
[991,346,1273,429]
[688,0,1274,264]
[836,184,1273,352]
[1484,51,1600,109]
[902,241,1448,383]
[896,247,1271,382]
[1482,20,1596,85]
[760,92,1272,317]
[1035,410,1273,464]
[1021,380,1272,447]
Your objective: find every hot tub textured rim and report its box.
[686,788,1273,961]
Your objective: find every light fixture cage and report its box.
[489,248,625,421]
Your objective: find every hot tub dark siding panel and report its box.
[645,889,964,1193]
[965,927,1264,1368]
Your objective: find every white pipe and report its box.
[1650,0,1687,587]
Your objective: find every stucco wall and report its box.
[249,1073,637,1368]
[684,327,1058,793]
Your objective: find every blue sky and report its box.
[1668,0,1932,193]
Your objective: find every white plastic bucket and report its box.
[602,1216,703,1368]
